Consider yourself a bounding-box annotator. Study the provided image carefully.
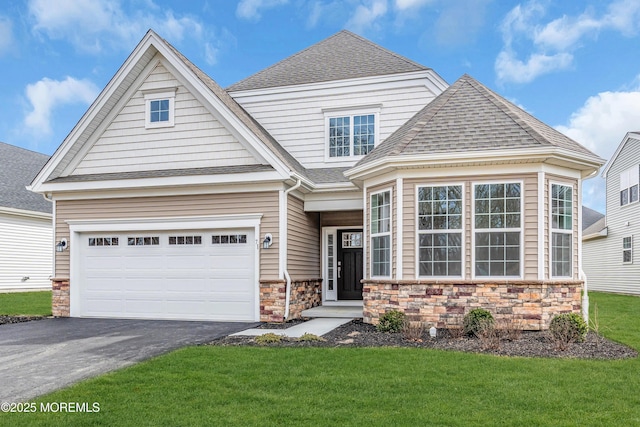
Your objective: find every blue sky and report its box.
[2,0,640,213]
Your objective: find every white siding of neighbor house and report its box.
[0,212,52,290]
[72,61,260,176]
[584,136,640,294]
[231,78,438,169]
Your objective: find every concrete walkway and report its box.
[231,317,353,338]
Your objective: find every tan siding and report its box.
[320,211,363,227]
[54,192,280,279]
[523,175,538,279]
[287,196,320,279]
[403,181,414,278]
[72,61,259,175]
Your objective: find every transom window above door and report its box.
[325,108,379,160]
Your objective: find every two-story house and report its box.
[29,30,604,329]
[583,132,640,295]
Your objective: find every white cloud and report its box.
[23,77,99,135]
[496,0,640,84]
[394,0,431,11]
[28,0,220,63]
[345,0,388,34]
[0,16,15,55]
[236,0,289,21]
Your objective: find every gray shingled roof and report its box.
[305,167,351,184]
[583,216,606,237]
[356,74,603,167]
[227,30,429,92]
[0,142,51,214]
[582,206,605,231]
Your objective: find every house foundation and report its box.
[51,278,70,317]
[362,280,582,330]
[259,278,322,322]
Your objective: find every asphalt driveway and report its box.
[0,318,258,403]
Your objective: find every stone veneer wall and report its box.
[51,278,70,317]
[363,280,582,330]
[259,278,322,322]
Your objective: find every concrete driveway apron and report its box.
[0,318,258,403]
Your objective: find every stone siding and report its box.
[363,280,582,330]
[260,278,322,322]
[51,278,70,317]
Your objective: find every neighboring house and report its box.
[29,30,605,329]
[583,132,640,295]
[0,142,52,291]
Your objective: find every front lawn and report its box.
[3,292,640,426]
[0,291,51,316]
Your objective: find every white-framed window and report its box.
[371,189,391,277]
[623,236,633,264]
[473,182,522,277]
[144,90,176,128]
[551,183,573,277]
[327,233,335,292]
[324,108,379,161]
[417,185,463,277]
[620,165,639,206]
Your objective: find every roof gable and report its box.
[355,74,604,168]
[0,142,51,214]
[227,30,429,92]
[602,131,640,178]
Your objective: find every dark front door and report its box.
[337,229,364,300]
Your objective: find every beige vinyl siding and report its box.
[287,196,320,279]
[233,82,437,169]
[403,173,539,280]
[546,175,579,279]
[584,136,640,294]
[0,213,52,290]
[72,61,259,176]
[54,192,279,279]
[320,211,363,227]
[367,181,396,279]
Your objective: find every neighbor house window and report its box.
[371,190,391,277]
[417,185,463,277]
[326,110,378,159]
[551,183,573,277]
[144,90,176,128]
[474,183,521,277]
[623,236,633,263]
[620,165,639,206]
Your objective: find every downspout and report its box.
[283,177,303,321]
[43,193,55,278]
[581,270,589,324]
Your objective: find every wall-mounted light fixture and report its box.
[55,238,68,252]
[262,233,273,249]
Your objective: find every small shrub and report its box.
[463,308,495,337]
[402,318,424,342]
[549,313,588,350]
[477,321,501,350]
[255,333,285,345]
[502,319,524,341]
[298,333,325,342]
[377,310,406,333]
[447,326,465,339]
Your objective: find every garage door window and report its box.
[128,236,160,246]
[169,236,202,245]
[212,234,247,244]
[88,237,119,246]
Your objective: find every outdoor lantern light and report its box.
[55,238,68,252]
[429,326,437,338]
[262,233,272,249]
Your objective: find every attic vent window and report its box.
[144,90,176,129]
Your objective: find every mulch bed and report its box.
[0,315,45,326]
[211,319,638,360]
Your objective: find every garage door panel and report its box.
[78,228,256,321]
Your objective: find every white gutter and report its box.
[283,177,303,321]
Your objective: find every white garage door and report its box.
[77,229,256,321]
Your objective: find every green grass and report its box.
[3,292,640,426]
[0,291,51,316]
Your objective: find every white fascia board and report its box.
[423,69,449,94]
[0,206,52,221]
[30,33,162,192]
[311,182,360,192]
[37,170,285,195]
[304,190,363,212]
[602,132,640,178]
[582,228,608,241]
[345,148,604,181]
[229,71,439,103]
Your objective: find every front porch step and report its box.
[301,305,363,318]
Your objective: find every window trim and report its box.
[471,180,524,279]
[415,183,465,279]
[549,182,573,278]
[370,188,392,278]
[623,236,633,264]
[144,89,177,129]
[323,107,380,162]
[620,165,640,207]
